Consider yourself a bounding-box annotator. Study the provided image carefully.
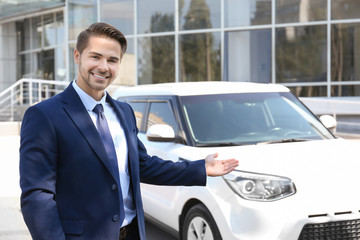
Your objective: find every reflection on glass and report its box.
[147,102,178,133]
[181,92,333,145]
[331,85,360,97]
[276,0,327,24]
[117,38,136,86]
[126,102,146,130]
[37,50,55,80]
[44,14,56,47]
[68,0,97,40]
[101,0,134,35]
[56,12,64,45]
[32,16,42,49]
[138,36,175,84]
[55,47,66,81]
[180,32,220,82]
[16,19,31,51]
[20,54,31,79]
[332,0,360,20]
[224,0,271,27]
[225,29,271,83]
[180,0,220,30]
[69,43,77,81]
[137,0,174,34]
[331,23,360,84]
[288,86,327,97]
[276,25,327,83]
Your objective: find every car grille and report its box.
[298,218,360,240]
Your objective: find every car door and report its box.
[127,97,186,227]
[141,99,186,224]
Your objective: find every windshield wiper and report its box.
[196,142,243,147]
[257,138,310,145]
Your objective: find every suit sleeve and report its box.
[19,106,65,240]
[138,139,207,186]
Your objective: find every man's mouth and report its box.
[92,73,109,80]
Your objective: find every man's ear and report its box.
[74,49,80,64]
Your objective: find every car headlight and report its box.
[223,170,296,201]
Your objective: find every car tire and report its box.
[181,203,222,240]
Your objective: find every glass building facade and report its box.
[1,0,360,97]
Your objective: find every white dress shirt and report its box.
[72,80,136,227]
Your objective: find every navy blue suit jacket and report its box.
[19,83,206,240]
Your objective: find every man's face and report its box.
[74,35,122,100]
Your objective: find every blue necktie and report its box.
[93,104,125,224]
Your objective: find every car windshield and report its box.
[180,92,334,146]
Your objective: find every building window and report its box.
[117,38,136,86]
[224,0,271,27]
[331,85,360,97]
[68,0,97,41]
[138,36,175,84]
[288,86,327,97]
[44,14,56,47]
[180,0,220,31]
[101,0,134,35]
[332,0,360,20]
[225,29,271,83]
[31,16,42,49]
[16,11,65,81]
[137,0,174,34]
[331,23,360,83]
[276,0,327,24]
[180,32,221,82]
[276,25,327,83]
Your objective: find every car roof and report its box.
[112,81,290,98]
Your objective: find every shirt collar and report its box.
[72,80,107,112]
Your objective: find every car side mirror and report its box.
[146,124,181,143]
[319,115,337,132]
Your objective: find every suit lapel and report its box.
[60,84,120,184]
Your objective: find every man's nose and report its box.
[98,59,109,71]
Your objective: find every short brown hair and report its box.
[76,22,127,57]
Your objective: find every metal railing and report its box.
[0,78,122,121]
[0,79,69,121]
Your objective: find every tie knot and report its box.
[93,104,104,114]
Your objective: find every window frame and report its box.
[119,95,190,145]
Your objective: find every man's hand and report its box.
[205,153,239,176]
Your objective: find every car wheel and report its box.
[182,204,222,240]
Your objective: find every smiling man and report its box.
[19,22,238,240]
[74,29,122,100]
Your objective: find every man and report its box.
[19,22,238,240]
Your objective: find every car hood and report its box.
[207,138,360,213]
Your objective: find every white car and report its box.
[113,82,360,240]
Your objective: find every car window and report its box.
[180,92,334,146]
[126,101,147,131]
[147,102,178,134]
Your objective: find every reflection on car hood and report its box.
[215,138,360,212]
